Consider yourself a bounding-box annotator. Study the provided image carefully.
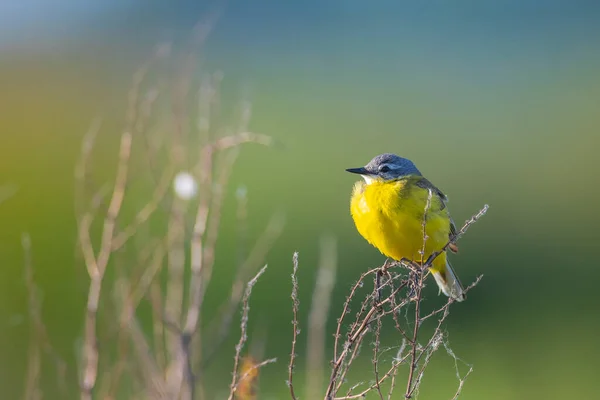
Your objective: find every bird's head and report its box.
[346,153,421,184]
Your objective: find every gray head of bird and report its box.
[346,153,422,183]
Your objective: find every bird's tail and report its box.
[431,259,465,302]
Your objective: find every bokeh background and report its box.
[1,1,599,399]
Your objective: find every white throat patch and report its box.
[361,175,375,184]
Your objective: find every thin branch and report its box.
[404,188,433,399]
[387,339,407,400]
[333,266,382,363]
[372,315,384,400]
[423,204,489,269]
[22,234,68,400]
[81,120,133,400]
[288,252,300,400]
[228,265,268,400]
[164,196,187,395]
[326,279,408,398]
[322,202,488,400]
[446,340,473,400]
[201,212,284,368]
[335,351,412,399]
[113,279,168,400]
[111,166,174,251]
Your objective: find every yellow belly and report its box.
[350,179,450,269]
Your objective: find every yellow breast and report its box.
[350,178,450,265]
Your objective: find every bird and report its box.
[346,153,465,301]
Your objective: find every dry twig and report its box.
[228,266,269,400]
[303,202,489,400]
[288,252,300,400]
[22,234,68,400]
[70,17,278,400]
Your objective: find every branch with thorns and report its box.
[288,200,488,400]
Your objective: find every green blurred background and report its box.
[1,1,599,399]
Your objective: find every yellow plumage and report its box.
[349,174,465,301]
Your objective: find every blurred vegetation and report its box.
[1,1,600,399]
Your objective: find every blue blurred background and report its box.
[1,1,599,399]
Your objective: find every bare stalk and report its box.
[404,188,433,398]
[228,265,269,400]
[80,126,132,400]
[288,252,300,400]
[315,203,488,399]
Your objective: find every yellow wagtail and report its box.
[346,153,465,301]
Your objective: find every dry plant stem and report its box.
[199,102,252,298]
[323,203,488,400]
[423,204,489,268]
[372,314,384,400]
[185,143,213,332]
[446,341,473,400]
[22,233,67,400]
[336,276,392,394]
[114,280,168,400]
[166,146,213,400]
[386,273,412,342]
[164,62,218,400]
[74,118,102,220]
[335,353,412,399]
[102,238,162,396]
[201,212,284,369]
[404,189,433,399]
[77,56,152,399]
[331,270,410,396]
[335,328,368,395]
[228,265,269,400]
[326,280,407,398]
[404,284,483,398]
[197,148,239,297]
[164,197,187,397]
[190,135,273,373]
[149,281,167,369]
[306,236,338,400]
[80,126,133,400]
[69,15,282,400]
[164,25,194,393]
[334,277,409,396]
[387,339,407,400]
[127,242,167,309]
[288,252,300,400]
[111,166,174,251]
[333,266,381,362]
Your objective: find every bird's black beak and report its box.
[346,167,369,175]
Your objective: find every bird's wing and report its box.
[415,177,459,253]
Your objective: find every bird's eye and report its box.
[379,165,390,173]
